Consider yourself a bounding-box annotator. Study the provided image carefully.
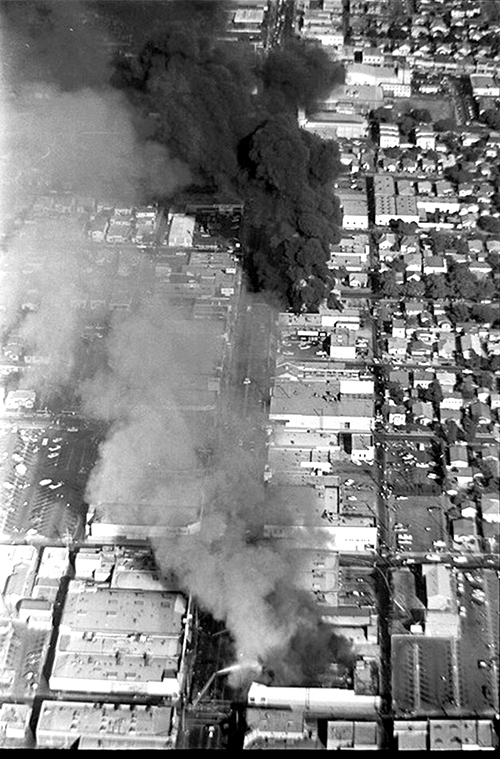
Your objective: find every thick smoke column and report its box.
[1,0,350,681]
[80,299,210,528]
[0,2,191,393]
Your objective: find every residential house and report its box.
[435,370,455,391]
[440,391,464,410]
[387,337,408,357]
[378,233,397,252]
[400,235,418,255]
[489,393,500,411]
[460,333,483,359]
[418,310,434,327]
[486,239,500,254]
[404,317,419,339]
[432,301,447,317]
[481,494,500,524]
[469,261,492,279]
[348,272,369,288]
[400,155,418,173]
[448,444,468,468]
[413,368,434,389]
[389,369,411,390]
[439,407,462,426]
[469,401,491,426]
[417,180,434,195]
[468,239,484,256]
[404,300,424,317]
[420,155,436,173]
[392,319,406,339]
[451,517,478,543]
[411,400,434,425]
[423,255,447,275]
[388,403,406,426]
[458,182,476,199]
[477,387,491,404]
[408,339,433,361]
[477,183,494,202]
[405,253,422,277]
[460,500,477,519]
[435,179,455,196]
[394,270,405,286]
[436,316,453,333]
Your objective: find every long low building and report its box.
[299,111,368,140]
[49,581,189,699]
[270,380,374,431]
[36,701,174,749]
[262,524,377,554]
[247,683,381,718]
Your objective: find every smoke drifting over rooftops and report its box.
[0,0,350,683]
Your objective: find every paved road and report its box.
[224,285,279,471]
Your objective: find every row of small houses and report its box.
[385,329,499,363]
[386,394,499,431]
[379,231,500,258]
[385,363,500,430]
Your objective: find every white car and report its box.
[425,554,441,562]
[453,556,468,564]
[243,378,251,385]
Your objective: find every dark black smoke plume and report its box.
[106,2,345,309]
[1,0,347,680]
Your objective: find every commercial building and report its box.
[299,111,368,140]
[373,174,396,196]
[327,720,380,750]
[423,565,453,611]
[315,83,384,114]
[395,196,419,224]
[345,63,411,96]
[263,523,377,554]
[248,683,381,718]
[49,581,190,699]
[270,379,374,432]
[36,701,174,749]
[329,330,358,360]
[375,195,397,226]
[341,197,369,230]
[165,214,195,248]
[243,709,316,750]
[429,719,498,751]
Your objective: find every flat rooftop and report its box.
[60,582,187,636]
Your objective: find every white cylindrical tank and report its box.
[247,683,380,717]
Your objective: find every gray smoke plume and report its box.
[0,0,350,681]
